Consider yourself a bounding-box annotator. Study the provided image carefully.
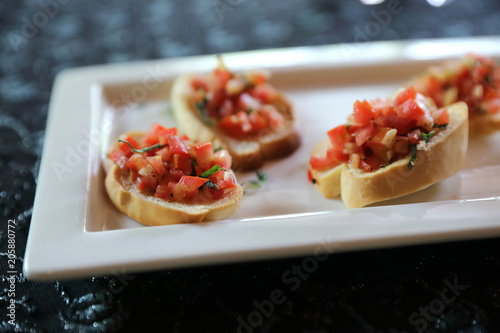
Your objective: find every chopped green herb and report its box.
[246,108,253,115]
[213,146,223,153]
[407,144,417,170]
[433,123,448,129]
[422,131,435,143]
[243,170,268,192]
[118,140,165,153]
[196,97,210,124]
[200,164,221,178]
[204,179,218,191]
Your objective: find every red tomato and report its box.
[359,155,385,172]
[213,150,232,170]
[118,135,139,156]
[179,176,209,198]
[353,100,376,126]
[158,128,177,145]
[327,125,349,150]
[168,135,190,157]
[407,129,422,145]
[146,156,166,176]
[214,68,231,87]
[309,154,341,171]
[383,112,416,134]
[249,83,276,103]
[258,105,284,131]
[143,123,167,146]
[190,77,208,91]
[394,86,417,106]
[431,108,450,126]
[192,142,214,168]
[219,111,253,138]
[110,149,128,170]
[353,123,375,147]
[396,98,425,120]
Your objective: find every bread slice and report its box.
[340,102,468,209]
[171,74,300,171]
[469,112,500,136]
[104,131,243,226]
[105,164,243,226]
[309,138,343,198]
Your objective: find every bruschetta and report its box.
[171,56,300,171]
[105,123,243,226]
[411,53,500,136]
[309,86,469,208]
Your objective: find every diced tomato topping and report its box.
[110,149,128,170]
[407,129,422,145]
[146,156,166,176]
[327,125,349,149]
[394,86,417,106]
[353,100,376,126]
[192,142,214,169]
[309,154,340,171]
[109,123,238,203]
[353,123,375,147]
[118,135,139,156]
[143,123,167,146]
[359,155,385,173]
[168,135,190,157]
[431,108,450,126]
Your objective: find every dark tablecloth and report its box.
[1,0,500,332]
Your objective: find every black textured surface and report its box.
[1,0,500,332]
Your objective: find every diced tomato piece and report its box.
[214,68,232,87]
[307,169,313,183]
[396,98,425,121]
[190,77,208,91]
[259,105,284,131]
[309,153,342,171]
[249,83,276,103]
[171,154,193,174]
[168,135,190,157]
[359,155,385,173]
[213,150,232,170]
[219,99,234,118]
[169,169,184,182]
[143,123,167,146]
[431,108,450,126]
[179,176,209,198]
[140,172,159,190]
[192,142,214,169]
[368,127,392,145]
[353,123,375,146]
[146,156,166,176]
[353,100,376,126]
[207,89,227,116]
[383,112,416,134]
[155,147,172,162]
[208,170,236,190]
[394,86,417,106]
[110,149,128,170]
[118,135,139,156]
[407,129,422,145]
[327,125,349,150]
[158,128,178,145]
[219,111,252,138]
[248,111,267,132]
[394,136,410,154]
[154,184,171,200]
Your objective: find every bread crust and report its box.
[340,102,469,208]
[104,132,243,226]
[171,74,300,171]
[310,138,342,198]
[469,112,500,136]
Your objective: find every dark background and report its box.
[1,0,500,332]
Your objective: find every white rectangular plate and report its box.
[25,37,500,281]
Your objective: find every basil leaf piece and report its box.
[118,140,165,153]
[200,164,221,178]
[243,170,268,192]
[196,98,210,124]
[204,179,218,191]
[422,131,435,143]
[407,144,417,170]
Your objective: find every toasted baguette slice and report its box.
[340,102,468,209]
[104,131,243,226]
[171,74,300,171]
[469,112,500,136]
[310,138,343,198]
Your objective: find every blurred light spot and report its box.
[427,0,448,7]
[360,0,386,4]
